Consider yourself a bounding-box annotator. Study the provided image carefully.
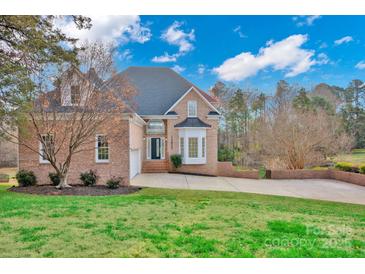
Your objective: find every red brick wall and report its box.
[329,170,365,187]
[269,169,365,187]
[270,170,331,179]
[18,117,130,185]
[216,162,259,179]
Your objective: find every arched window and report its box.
[146,119,165,134]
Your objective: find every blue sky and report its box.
[60,15,365,94]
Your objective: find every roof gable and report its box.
[103,66,216,115]
[164,86,220,115]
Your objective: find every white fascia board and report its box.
[133,113,147,126]
[164,86,220,115]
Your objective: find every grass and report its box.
[0,182,364,258]
[334,149,365,167]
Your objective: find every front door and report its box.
[151,138,161,160]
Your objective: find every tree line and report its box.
[211,79,365,169]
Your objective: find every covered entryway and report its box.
[130,149,141,179]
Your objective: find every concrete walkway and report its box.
[131,173,365,205]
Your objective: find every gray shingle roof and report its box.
[103,66,215,115]
[174,117,211,128]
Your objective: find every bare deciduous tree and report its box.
[258,102,353,170]
[2,41,136,188]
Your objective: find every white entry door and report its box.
[130,149,140,179]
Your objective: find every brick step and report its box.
[142,160,169,173]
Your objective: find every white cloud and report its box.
[197,64,206,75]
[117,49,133,61]
[233,25,247,38]
[334,36,353,45]
[151,52,177,63]
[56,15,151,46]
[293,16,321,27]
[161,21,195,54]
[355,61,365,70]
[317,53,330,65]
[152,21,195,63]
[172,65,186,73]
[213,34,317,81]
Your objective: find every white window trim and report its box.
[187,100,197,117]
[39,134,53,164]
[95,134,110,163]
[146,137,165,160]
[161,138,165,160]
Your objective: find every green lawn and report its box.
[0,184,364,258]
[334,149,365,167]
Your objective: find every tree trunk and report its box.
[56,173,71,189]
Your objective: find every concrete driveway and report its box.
[131,173,365,205]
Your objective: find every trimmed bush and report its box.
[48,172,60,186]
[360,165,365,174]
[80,170,98,186]
[106,176,122,189]
[218,147,236,162]
[170,154,182,169]
[16,170,37,187]
[335,162,354,172]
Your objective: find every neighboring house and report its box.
[18,67,220,184]
[0,133,17,167]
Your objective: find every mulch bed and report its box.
[8,184,142,196]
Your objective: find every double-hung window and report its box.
[96,134,109,163]
[187,100,197,117]
[202,137,206,158]
[188,137,198,158]
[71,85,81,105]
[39,134,54,163]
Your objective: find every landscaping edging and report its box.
[9,185,142,196]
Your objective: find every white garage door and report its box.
[130,149,141,179]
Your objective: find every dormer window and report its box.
[71,85,81,105]
[187,100,197,117]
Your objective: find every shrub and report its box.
[106,176,122,189]
[258,166,266,179]
[335,162,353,172]
[16,170,37,187]
[360,165,365,174]
[80,170,98,186]
[170,154,182,169]
[48,172,60,186]
[218,147,236,162]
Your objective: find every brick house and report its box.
[18,67,221,184]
